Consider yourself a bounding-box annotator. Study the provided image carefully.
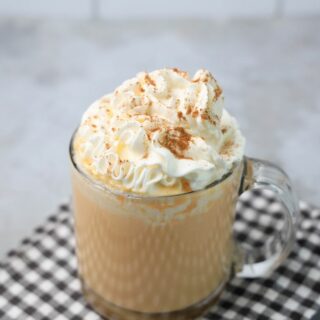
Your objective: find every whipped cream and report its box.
[73,68,245,195]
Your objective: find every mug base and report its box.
[81,279,225,320]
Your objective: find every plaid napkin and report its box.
[0,190,319,320]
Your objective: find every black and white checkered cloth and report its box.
[0,190,320,320]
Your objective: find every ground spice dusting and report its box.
[200,111,218,125]
[214,85,222,99]
[220,139,234,156]
[145,74,156,86]
[181,178,192,192]
[146,127,160,141]
[130,97,136,105]
[202,75,210,83]
[193,74,210,83]
[186,105,192,115]
[192,110,199,118]
[159,127,192,159]
[200,113,208,120]
[134,85,144,96]
[171,68,188,78]
[177,111,186,121]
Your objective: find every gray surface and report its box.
[0,17,320,258]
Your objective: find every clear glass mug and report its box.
[70,132,299,320]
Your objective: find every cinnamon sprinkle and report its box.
[186,105,192,115]
[181,178,192,192]
[200,113,208,120]
[171,68,188,78]
[200,111,218,125]
[146,127,160,141]
[134,84,144,95]
[177,111,186,121]
[145,74,156,86]
[192,110,199,118]
[214,85,222,99]
[192,71,212,83]
[159,127,192,159]
[220,140,234,156]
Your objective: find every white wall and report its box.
[0,0,319,20]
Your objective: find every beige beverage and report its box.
[71,157,244,317]
[70,68,298,319]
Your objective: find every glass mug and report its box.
[70,132,299,320]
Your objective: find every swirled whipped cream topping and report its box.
[73,68,245,195]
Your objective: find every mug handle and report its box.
[236,157,300,278]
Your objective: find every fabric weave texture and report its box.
[0,190,319,320]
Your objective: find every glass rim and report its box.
[69,128,245,200]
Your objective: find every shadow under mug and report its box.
[70,134,299,320]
